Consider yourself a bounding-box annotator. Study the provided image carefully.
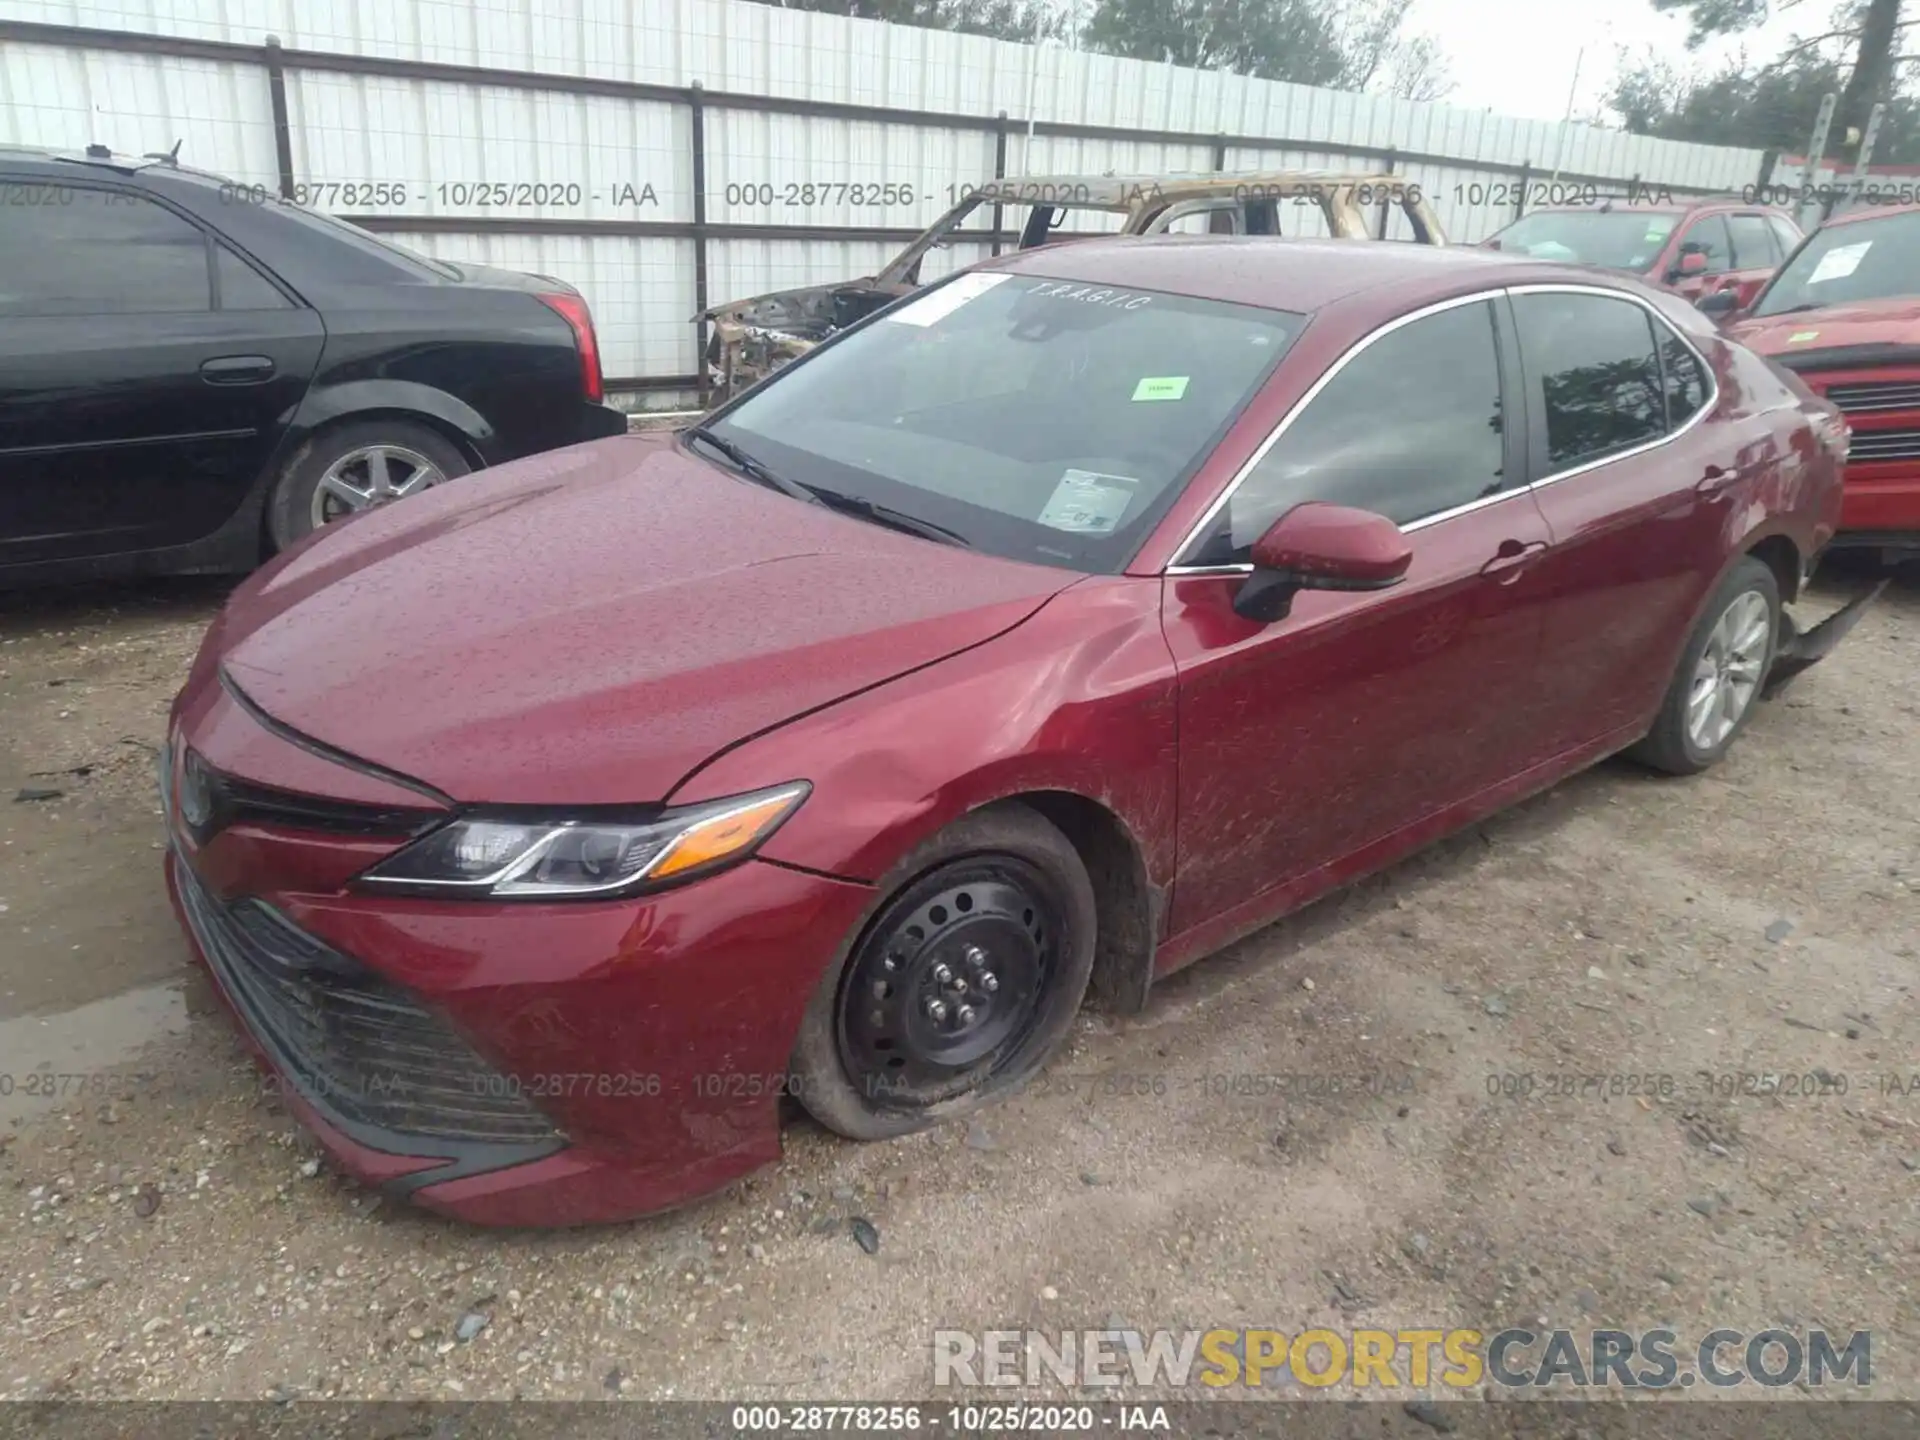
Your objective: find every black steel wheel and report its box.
[837,860,1060,1110]
[790,806,1098,1140]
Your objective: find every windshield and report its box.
[1750,209,1920,315]
[1487,211,1680,271]
[706,270,1302,572]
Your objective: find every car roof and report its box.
[0,143,232,188]
[978,234,1610,313]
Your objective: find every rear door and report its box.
[0,177,324,567]
[1507,286,1735,756]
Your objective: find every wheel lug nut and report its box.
[957,1004,976,1025]
[965,945,987,966]
[950,976,968,995]
[980,972,999,993]
[926,999,948,1021]
[932,962,953,985]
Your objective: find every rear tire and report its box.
[266,418,471,551]
[1628,556,1780,776]
[789,806,1097,1142]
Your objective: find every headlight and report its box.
[358,782,809,899]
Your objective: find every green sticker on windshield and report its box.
[1132,376,1190,402]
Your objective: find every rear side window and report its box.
[1513,292,1665,473]
[1677,214,1732,274]
[1188,299,1510,562]
[1727,213,1780,269]
[0,185,209,315]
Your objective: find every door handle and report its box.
[200,354,276,385]
[1479,538,1547,583]
[1697,463,1744,497]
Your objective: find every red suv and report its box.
[1483,199,1802,308]
[164,239,1874,1227]
[1725,202,1920,557]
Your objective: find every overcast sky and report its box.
[1407,0,1817,123]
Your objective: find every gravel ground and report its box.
[0,567,1915,1411]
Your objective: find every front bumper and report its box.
[160,741,874,1227]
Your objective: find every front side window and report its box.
[0,185,209,315]
[709,271,1302,573]
[1184,300,1509,565]
[1660,330,1710,429]
[1750,209,1920,316]
[1676,215,1732,274]
[1514,292,1665,472]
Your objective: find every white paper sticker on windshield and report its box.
[884,271,1012,327]
[1809,241,1871,285]
[1037,469,1139,535]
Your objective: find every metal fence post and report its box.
[690,81,711,409]
[1377,148,1396,239]
[264,36,296,199]
[1514,161,1532,219]
[992,110,1008,256]
[1212,134,1227,171]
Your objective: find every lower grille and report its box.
[1847,427,1920,463]
[174,855,562,1151]
[1824,379,1920,414]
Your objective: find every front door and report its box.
[0,179,323,568]
[1164,295,1556,934]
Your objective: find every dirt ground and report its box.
[0,566,1915,1414]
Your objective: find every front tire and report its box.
[790,806,1097,1141]
[266,418,471,551]
[1629,556,1780,776]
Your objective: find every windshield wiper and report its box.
[802,488,972,548]
[685,427,819,504]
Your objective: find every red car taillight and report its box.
[537,291,604,403]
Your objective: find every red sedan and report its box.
[1724,202,1920,557]
[163,238,1876,1227]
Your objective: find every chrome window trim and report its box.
[1504,282,1721,492]
[1166,280,1720,570]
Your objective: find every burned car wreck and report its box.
[697,171,1448,401]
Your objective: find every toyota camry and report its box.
[163,237,1876,1226]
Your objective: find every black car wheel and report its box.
[790,806,1097,1140]
[267,418,472,551]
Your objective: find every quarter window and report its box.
[215,244,291,310]
[1513,292,1665,473]
[1186,299,1509,564]
[1659,330,1710,429]
[0,186,210,315]
[1766,214,1803,259]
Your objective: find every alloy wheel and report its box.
[836,859,1062,1110]
[1685,589,1771,753]
[310,444,449,527]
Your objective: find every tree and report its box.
[1081,0,1453,97]
[1649,0,1910,160]
[757,1,1071,43]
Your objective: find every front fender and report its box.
[664,577,1181,896]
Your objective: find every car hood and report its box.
[216,435,1078,805]
[1727,296,1920,357]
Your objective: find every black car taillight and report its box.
[537,291,604,403]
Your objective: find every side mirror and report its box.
[1233,502,1413,623]
[1695,288,1740,319]
[1672,250,1709,279]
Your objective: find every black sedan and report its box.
[0,145,627,587]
